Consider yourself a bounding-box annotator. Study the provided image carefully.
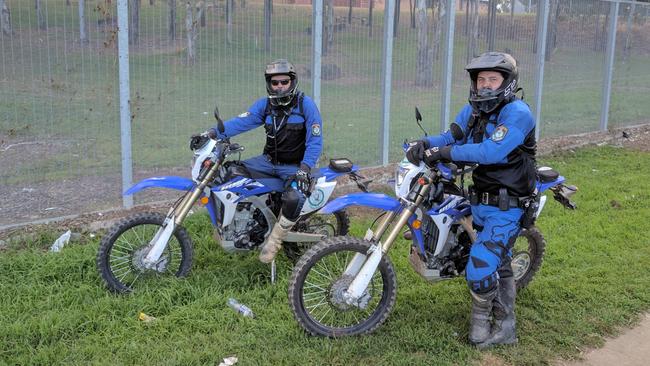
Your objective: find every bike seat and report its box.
[537,166,559,183]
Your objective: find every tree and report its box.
[466,0,479,64]
[394,0,401,37]
[324,0,334,54]
[186,1,205,64]
[79,0,88,43]
[129,0,142,45]
[623,2,636,63]
[264,0,272,52]
[226,0,233,44]
[545,0,559,61]
[168,0,177,40]
[486,0,497,51]
[415,0,433,86]
[0,0,13,36]
[35,0,46,30]
[368,0,374,38]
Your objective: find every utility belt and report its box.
[468,186,528,211]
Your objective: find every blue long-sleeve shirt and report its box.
[425,100,535,164]
[211,95,323,168]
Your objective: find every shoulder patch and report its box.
[311,123,321,137]
[491,125,508,142]
[238,111,251,118]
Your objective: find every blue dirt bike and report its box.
[96,107,367,293]
[288,120,577,336]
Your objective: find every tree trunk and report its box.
[66,0,71,6]
[129,0,141,45]
[348,0,352,25]
[410,0,416,29]
[168,0,176,40]
[464,0,469,36]
[324,0,333,54]
[544,0,559,61]
[486,0,496,50]
[79,0,88,43]
[35,0,46,30]
[186,1,205,64]
[264,0,271,52]
[226,0,233,44]
[368,0,374,38]
[509,0,515,39]
[466,0,478,64]
[394,0,401,37]
[415,0,433,87]
[623,3,636,63]
[198,1,206,27]
[0,0,13,36]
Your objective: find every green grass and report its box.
[1,145,649,365]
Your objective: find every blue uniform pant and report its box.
[242,155,306,220]
[465,205,522,294]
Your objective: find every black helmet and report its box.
[465,52,519,114]
[264,59,298,107]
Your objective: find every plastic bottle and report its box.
[227,298,255,318]
[49,230,71,252]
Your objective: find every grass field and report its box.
[1,145,649,365]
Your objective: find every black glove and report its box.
[189,133,208,150]
[422,146,452,167]
[405,139,429,165]
[294,163,312,193]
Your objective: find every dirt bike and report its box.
[287,117,578,337]
[96,107,368,293]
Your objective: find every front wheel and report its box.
[512,226,546,290]
[288,236,397,337]
[96,212,193,293]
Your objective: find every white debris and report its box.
[218,356,238,366]
[49,230,71,252]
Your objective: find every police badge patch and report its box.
[238,111,251,118]
[491,125,508,142]
[311,123,321,136]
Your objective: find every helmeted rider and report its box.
[205,59,323,263]
[406,51,536,348]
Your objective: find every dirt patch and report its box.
[1,123,649,240]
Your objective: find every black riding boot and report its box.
[469,288,497,345]
[479,276,518,348]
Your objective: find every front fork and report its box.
[342,177,433,305]
[142,162,220,269]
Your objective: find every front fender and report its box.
[124,176,195,195]
[318,192,401,214]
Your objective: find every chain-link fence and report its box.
[1,0,649,227]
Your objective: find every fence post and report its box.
[380,0,396,166]
[600,0,619,131]
[117,0,133,209]
[440,0,456,133]
[312,0,323,110]
[533,0,549,141]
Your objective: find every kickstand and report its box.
[271,259,276,284]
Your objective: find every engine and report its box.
[221,202,269,251]
[421,216,472,277]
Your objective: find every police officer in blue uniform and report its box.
[207,59,323,263]
[406,52,536,348]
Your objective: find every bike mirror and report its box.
[414,107,428,137]
[214,105,225,134]
[450,122,465,141]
